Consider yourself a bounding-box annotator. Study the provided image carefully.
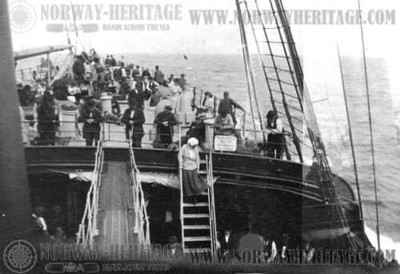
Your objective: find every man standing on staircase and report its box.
[178,137,208,202]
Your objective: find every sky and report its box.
[8,0,400,56]
[8,0,400,108]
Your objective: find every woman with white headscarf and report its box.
[178,137,208,199]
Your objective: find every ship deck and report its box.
[24,145,356,204]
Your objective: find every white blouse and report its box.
[178,144,200,170]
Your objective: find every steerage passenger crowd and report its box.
[17,49,287,157]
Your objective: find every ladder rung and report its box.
[199,160,207,164]
[183,225,210,230]
[183,202,209,207]
[275,100,302,112]
[267,77,297,87]
[258,40,289,45]
[183,213,209,218]
[198,171,207,174]
[269,40,294,45]
[270,89,299,100]
[263,65,293,74]
[183,236,211,242]
[263,26,279,30]
[183,248,211,253]
[276,110,303,122]
[265,53,294,60]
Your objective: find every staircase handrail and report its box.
[76,129,104,248]
[128,142,151,249]
[207,129,218,260]
[178,125,185,252]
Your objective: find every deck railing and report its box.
[76,130,104,248]
[128,141,151,248]
[20,119,306,159]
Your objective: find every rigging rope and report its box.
[237,1,266,135]
[235,0,259,133]
[267,0,304,109]
[242,0,277,113]
[337,47,364,221]
[357,0,381,252]
[241,0,359,249]
[250,0,303,159]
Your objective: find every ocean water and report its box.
[119,53,400,253]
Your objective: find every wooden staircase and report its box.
[179,144,218,256]
[77,140,150,253]
[95,161,137,249]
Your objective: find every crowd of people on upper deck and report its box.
[17,49,187,147]
[17,48,293,160]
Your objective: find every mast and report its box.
[235,0,265,135]
[357,0,381,251]
[273,0,303,91]
[237,0,306,158]
[14,45,73,62]
[337,47,363,220]
[0,0,33,244]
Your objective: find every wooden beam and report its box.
[0,0,33,244]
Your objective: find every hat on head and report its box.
[187,137,199,146]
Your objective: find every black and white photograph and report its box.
[0,0,400,273]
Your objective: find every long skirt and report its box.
[182,169,208,196]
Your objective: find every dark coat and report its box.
[121,108,145,134]
[37,99,59,131]
[119,80,131,99]
[154,110,177,143]
[78,105,102,139]
[154,110,177,127]
[72,59,85,79]
[128,81,151,110]
[219,234,234,252]
[218,98,243,115]
[154,70,165,84]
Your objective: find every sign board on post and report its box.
[214,135,237,152]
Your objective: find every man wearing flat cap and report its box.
[154,105,178,148]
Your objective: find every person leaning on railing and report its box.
[36,90,59,145]
[154,105,177,149]
[78,97,103,146]
[264,110,285,159]
[121,106,145,148]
